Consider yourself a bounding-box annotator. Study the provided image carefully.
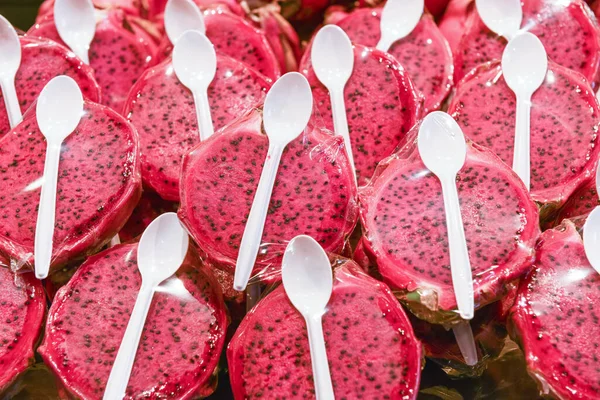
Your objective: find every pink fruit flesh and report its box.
[453,0,600,88]
[0,101,141,273]
[448,61,600,208]
[178,110,358,280]
[38,243,227,399]
[332,8,454,112]
[28,10,156,112]
[123,54,271,202]
[0,265,46,392]
[155,9,281,80]
[359,130,539,319]
[301,43,422,186]
[0,36,100,138]
[438,0,473,51]
[509,221,600,399]
[227,261,422,400]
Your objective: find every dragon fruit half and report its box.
[448,61,600,216]
[509,220,600,399]
[118,191,178,242]
[0,100,141,274]
[0,263,46,392]
[325,6,454,113]
[123,53,271,202]
[28,8,157,112]
[452,0,600,88]
[301,42,422,186]
[0,36,100,139]
[227,258,423,399]
[155,8,282,80]
[178,109,358,282]
[39,241,227,399]
[359,122,540,324]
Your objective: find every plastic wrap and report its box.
[300,41,423,186]
[27,8,158,111]
[508,220,600,399]
[451,0,600,88]
[178,108,359,285]
[324,5,454,112]
[0,35,101,138]
[358,121,540,325]
[123,52,271,202]
[227,256,422,400]
[37,240,228,399]
[0,99,142,274]
[0,256,45,393]
[547,172,599,228]
[448,60,600,219]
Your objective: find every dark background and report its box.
[0,0,43,31]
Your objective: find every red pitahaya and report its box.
[0,263,46,392]
[123,53,271,202]
[509,220,600,399]
[0,100,141,274]
[324,7,454,113]
[301,42,422,186]
[227,258,422,399]
[178,109,358,281]
[36,0,144,20]
[38,241,228,399]
[438,0,473,51]
[550,175,599,228]
[118,191,178,242]
[0,36,100,139]
[154,8,281,80]
[448,61,600,217]
[452,0,600,88]
[28,9,157,112]
[359,122,540,324]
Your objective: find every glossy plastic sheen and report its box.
[376,0,424,51]
[359,121,540,324]
[0,100,141,274]
[38,242,227,399]
[0,15,23,129]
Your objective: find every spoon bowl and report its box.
[584,207,600,274]
[311,25,354,91]
[475,0,522,40]
[377,0,424,51]
[263,71,313,145]
[418,111,467,175]
[173,30,216,92]
[502,32,548,96]
[282,235,333,316]
[37,76,84,143]
[0,15,21,77]
[54,0,96,64]
[164,0,205,45]
[137,212,189,284]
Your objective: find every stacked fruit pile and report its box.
[0,0,599,399]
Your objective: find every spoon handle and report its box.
[305,314,335,400]
[103,283,155,400]
[193,89,214,141]
[375,33,395,52]
[34,141,62,279]
[0,77,22,129]
[440,177,474,320]
[233,143,283,291]
[512,96,531,189]
[452,320,478,366]
[74,44,90,65]
[331,88,356,182]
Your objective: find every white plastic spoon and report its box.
[54,0,96,64]
[164,0,205,44]
[282,235,334,400]
[376,0,424,52]
[475,0,522,40]
[453,320,478,366]
[173,29,216,141]
[311,25,356,182]
[34,76,84,280]
[418,111,474,320]
[583,163,600,274]
[0,15,22,129]
[233,72,313,291]
[502,32,548,190]
[103,212,189,399]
